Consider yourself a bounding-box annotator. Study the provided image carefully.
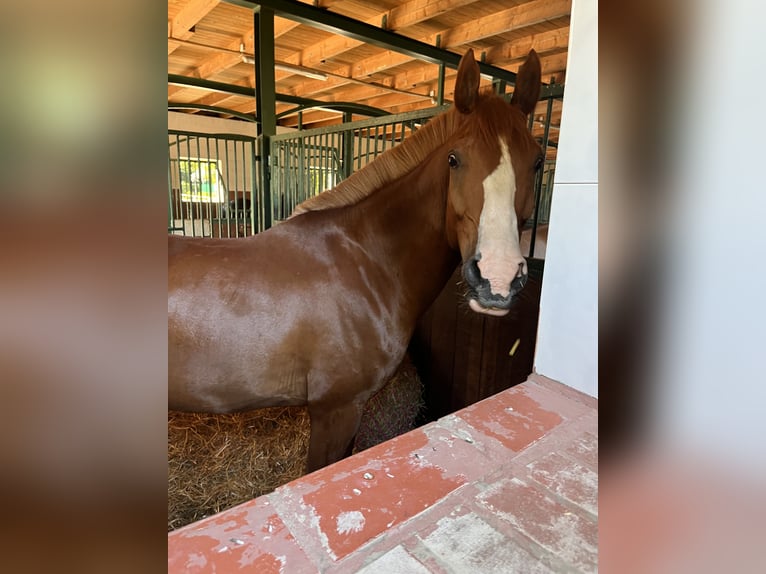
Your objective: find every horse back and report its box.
[168,221,407,413]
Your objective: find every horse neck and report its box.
[349,144,459,320]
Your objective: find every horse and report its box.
[168,48,544,473]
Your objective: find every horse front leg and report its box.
[306,401,363,473]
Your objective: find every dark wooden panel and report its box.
[410,260,544,421]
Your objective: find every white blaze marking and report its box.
[476,138,526,297]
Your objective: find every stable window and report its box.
[174,158,226,204]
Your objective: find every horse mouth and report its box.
[468,297,511,317]
[462,259,527,317]
[465,283,514,317]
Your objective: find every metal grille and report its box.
[168,130,259,237]
[168,91,561,246]
[270,107,446,223]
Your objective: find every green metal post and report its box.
[342,111,353,179]
[435,35,444,106]
[167,153,174,232]
[255,8,276,230]
[529,96,555,258]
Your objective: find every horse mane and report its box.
[291,107,461,216]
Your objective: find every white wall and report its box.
[533,0,598,397]
[168,111,297,136]
[168,111,258,136]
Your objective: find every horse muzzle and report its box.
[462,256,528,316]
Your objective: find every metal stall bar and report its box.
[528,95,555,259]
[270,106,448,217]
[223,137,233,237]
[254,7,276,231]
[168,130,257,237]
[235,139,244,238]
[204,136,214,236]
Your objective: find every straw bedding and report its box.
[168,356,423,530]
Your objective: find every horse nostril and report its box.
[510,263,528,293]
[463,256,482,287]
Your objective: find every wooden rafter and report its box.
[168,0,220,56]
[168,0,573,138]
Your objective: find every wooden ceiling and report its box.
[168,0,571,138]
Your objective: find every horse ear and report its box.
[454,49,480,114]
[511,49,541,116]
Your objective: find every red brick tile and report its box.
[527,452,598,516]
[565,430,598,469]
[528,373,598,410]
[417,511,555,573]
[478,477,598,572]
[323,497,464,574]
[274,428,467,562]
[168,500,317,573]
[523,379,596,420]
[418,422,505,481]
[456,385,564,453]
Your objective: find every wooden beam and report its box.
[386,0,483,30]
[486,28,570,63]
[223,42,567,121]
[439,0,571,46]
[348,51,567,112]
[292,32,568,107]
[168,39,181,55]
[176,0,570,110]
[185,17,301,81]
[279,0,484,75]
[168,20,180,54]
[192,91,245,107]
[168,0,220,55]
[281,14,570,101]
[328,0,571,79]
[276,42,566,120]
[168,85,186,98]
[279,109,343,126]
[351,19,569,81]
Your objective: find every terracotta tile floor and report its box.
[168,374,598,573]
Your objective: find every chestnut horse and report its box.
[169,49,543,472]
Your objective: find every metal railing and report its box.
[168,130,259,238]
[270,106,447,224]
[168,89,562,249]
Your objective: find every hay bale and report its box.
[168,356,423,531]
[353,356,424,453]
[167,407,309,531]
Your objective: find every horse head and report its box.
[445,49,543,317]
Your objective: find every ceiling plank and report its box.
[243,0,517,78]
[168,0,221,55]
[279,0,487,74]
[170,0,220,37]
[231,38,568,124]
[387,0,483,30]
[440,0,571,46]
[184,16,300,80]
[170,0,573,125]
[290,27,568,103]
[337,48,567,109]
[187,0,485,93]
[350,2,570,78]
[281,4,570,100]
[292,0,570,78]
[484,27,569,63]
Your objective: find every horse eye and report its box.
[534,155,544,172]
[448,153,460,169]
